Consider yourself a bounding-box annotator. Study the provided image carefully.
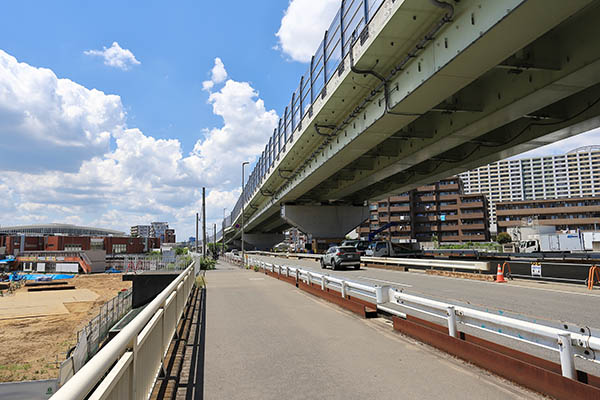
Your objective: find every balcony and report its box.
[390,215,410,222]
[460,234,487,241]
[414,206,438,213]
[439,214,459,221]
[460,212,484,219]
[440,225,459,232]
[417,185,436,191]
[460,202,484,209]
[438,183,459,191]
[415,225,439,233]
[440,235,461,242]
[415,195,436,202]
[389,206,410,212]
[389,195,410,202]
[415,215,437,222]
[496,205,600,216]
[439,194,459,201]
[439,204,458,211]
[460,223,486,230]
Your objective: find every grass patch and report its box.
[0,363,31,371]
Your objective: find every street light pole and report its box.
[241,161,249,266]
[222,208,227,255]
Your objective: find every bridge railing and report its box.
[225,0,387,229]
[246,256,600,380]
[51,262,197,399]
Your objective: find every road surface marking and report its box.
[358,276,412,287]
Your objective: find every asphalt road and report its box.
[203,262,540,400]
[250,254,600,327]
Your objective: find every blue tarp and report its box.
[9,273,75,281]
[105,268,123,274]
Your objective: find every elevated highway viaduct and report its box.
[223,0,600,249]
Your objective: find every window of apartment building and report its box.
[378,202,388,208]
[65,244,82,251]
[112,244,127,254]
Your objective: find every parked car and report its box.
[341,239,370,256]
[272,242,291,252]
[320,245,361,270]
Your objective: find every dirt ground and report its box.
[0,274,131,382]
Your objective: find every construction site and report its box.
[0,274,131,382]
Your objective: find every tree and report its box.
[175,247,189,255]
[496,232,512,244]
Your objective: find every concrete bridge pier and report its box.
[280,204,369,240]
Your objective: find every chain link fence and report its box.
[59,288,132,385]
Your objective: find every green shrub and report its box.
[198,257,216,270]
[496,232,512,244]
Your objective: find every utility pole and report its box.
[213,223,217,256]
[241,161,249,265]
[202,187,206,258]
[195,212,199,253]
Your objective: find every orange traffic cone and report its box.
[496,263,506,283]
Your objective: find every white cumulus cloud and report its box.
[84,42,141,70]
[0,49,123,172]
[275,0,340,62]
[0,50,276,239]
[188,78,278,187]
[202,57,228,91]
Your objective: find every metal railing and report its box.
[51,262,197,399]
[246,256,600,380]
[225,0,387,229]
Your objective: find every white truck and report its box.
[518,232,585,253]
[365,240,416,257]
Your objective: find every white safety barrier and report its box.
[51,262,197,400]
[361,256,491,272]
[249,257,379,304]
[246,250,322,260]
[246,256,600,380]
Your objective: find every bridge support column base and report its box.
[280,204,369,239]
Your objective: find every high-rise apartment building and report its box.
[130,225,151,238]
[459,146,600,232]
[357,177,490,243]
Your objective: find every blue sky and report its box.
[0,0,341,239]
[0,0,306,151]
[0,0,598,240]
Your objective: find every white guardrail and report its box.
[243,255,600,380]
[360,256,491,272]
[51,261,198,400]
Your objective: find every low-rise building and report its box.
[496,196,600,232]
[164,229,176,244]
